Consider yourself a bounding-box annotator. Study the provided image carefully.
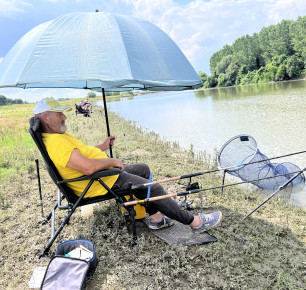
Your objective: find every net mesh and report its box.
[217,135,305,190]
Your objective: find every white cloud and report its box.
[0,0,32,17]
[0,58,3,63]
[1,0,305,73]
[122,0,306,73]
[263,0,306,23]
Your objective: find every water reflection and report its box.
[194,79,305,100]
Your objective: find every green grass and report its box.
[0,102,305,289]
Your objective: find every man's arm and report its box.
[67,149,124,175]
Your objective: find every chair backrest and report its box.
[29,117,79,204]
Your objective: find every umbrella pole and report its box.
[102,88,113,157]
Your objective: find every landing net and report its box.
[217,135,305,190]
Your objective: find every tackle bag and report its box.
[41,239,98,290]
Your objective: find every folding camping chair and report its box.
[29,117,138,258]
[75,103,92,117]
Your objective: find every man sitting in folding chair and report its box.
[76,99,92,117]
[33,98,223,233]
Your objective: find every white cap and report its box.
[33,98,72,114]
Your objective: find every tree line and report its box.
[199,16,305,88]
[0,95,27,106]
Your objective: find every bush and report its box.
[87,91,97,99]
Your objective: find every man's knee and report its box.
[140,163,150,177]
[128,163,150,179]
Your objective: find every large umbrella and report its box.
[0,11,202,156]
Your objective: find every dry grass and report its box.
[0,101,305,289]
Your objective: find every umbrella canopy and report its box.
[0,11,202,91]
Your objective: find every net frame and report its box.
[217,134,261,172]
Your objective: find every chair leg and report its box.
[39,180,95,258]
[128,183,138,246]
[51,208,55,239]
[39,208,76,258]
[41,194,66,225]
[128,206,138,246]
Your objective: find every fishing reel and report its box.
[186,181,202,191]
[176,181,202,210]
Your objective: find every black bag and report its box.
[41,239,98,290]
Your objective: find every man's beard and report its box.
[60,123,67,133]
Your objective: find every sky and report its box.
[0,0,305,101]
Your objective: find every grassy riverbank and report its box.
[0,101,305,289]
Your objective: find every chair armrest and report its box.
[57,168,121,184]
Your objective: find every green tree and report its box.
[12,99,23,104]
[208,15,305,86]
[271,54,287,66]
[217,73,227,87]
[215,55,232,75]
[210,45,232,73]
[265,63,278,81]
[86,91,97,99]
[286,55,303,77]
[0,95,7,106]
[290,16,306,60]
[205,75,218,88]
[271,20,293,57]
[198,71,208,84]
[235,65,248,85]
[275,64,287,81]
[252,67,265,83]
[240,71,256,85]
[225,62,239,85]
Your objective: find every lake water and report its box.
[98,80,306,208]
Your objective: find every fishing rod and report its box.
[123,169,305,207]
[243,167,306,219]
[131,150,306,190]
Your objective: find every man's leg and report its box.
[113,164,194,225]
[113,163,223,232]
[123,163,150,179]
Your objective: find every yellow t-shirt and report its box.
[42,132,119,198]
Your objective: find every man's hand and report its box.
[112,159,125,171]
[96,136,116,151]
